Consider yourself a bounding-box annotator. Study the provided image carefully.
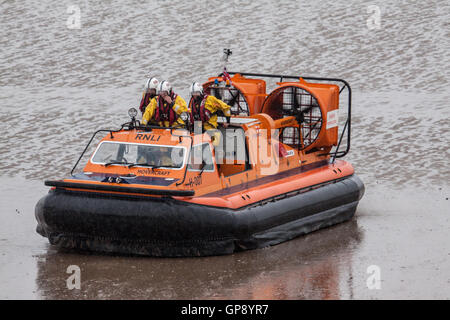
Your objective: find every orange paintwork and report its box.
[181,160,353,209]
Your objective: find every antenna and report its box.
[222,48,233,62]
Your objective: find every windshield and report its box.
[91,141,186,169]
[188,143,215,171]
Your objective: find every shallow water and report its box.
[0,0,449,299]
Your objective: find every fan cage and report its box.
[279,86,323,149]
[204,85,249,116]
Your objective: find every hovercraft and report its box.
[35,72,364,257]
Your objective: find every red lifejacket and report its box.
[139,92,155,114]
[154,94,178,126]
[189,95,212,123]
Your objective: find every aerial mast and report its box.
[221,48,233,86]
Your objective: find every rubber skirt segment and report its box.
[35,175,365,257]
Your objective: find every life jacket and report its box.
[189,95,212,123]
[139,92,155,114]
[154,93,178,126]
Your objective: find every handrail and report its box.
[171,129,193,187]
[70,123,129,176]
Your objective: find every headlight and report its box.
[128,107,138,119]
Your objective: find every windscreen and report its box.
[91,142,186,169]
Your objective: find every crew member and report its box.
[188,82,232,131]
[142,80,189,128]
[139,77,159,114]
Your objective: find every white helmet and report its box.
[145,77,159,91]
[190,82,203,95]
[158,80,172,94]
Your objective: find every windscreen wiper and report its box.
[127,163,161,169]
[104,161,130,167]
[127,163,181,169]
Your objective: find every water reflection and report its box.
[35,220,362,299]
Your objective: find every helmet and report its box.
[190,82,203,95]
[145,77,159,91]
[158,80,172,95]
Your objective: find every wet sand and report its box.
[0,177,448,299]
[0,0,449,299]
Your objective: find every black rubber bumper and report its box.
[35,175,365,257]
